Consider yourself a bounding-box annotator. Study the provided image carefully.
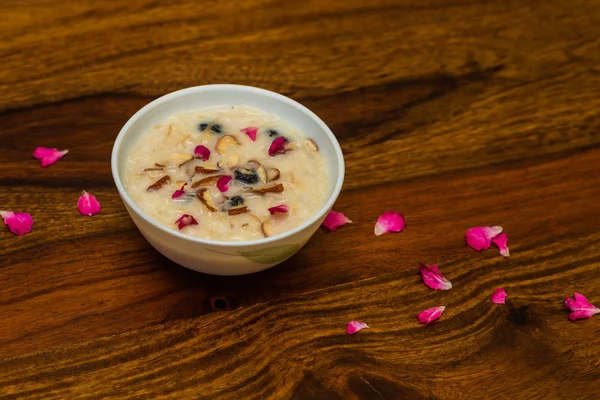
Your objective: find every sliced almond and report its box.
[168,153,193,163]
[247,160,261,168]
[178,157,196,168]
[228,206,249,216]
[142,167,164,173]
[195,165,221,174]
[261,220,275,237]
[305,138,319,151]
[215,135,240,155]
[191,175,223,188]
[257,166,267,183]
[167,124,174,136]
[196,188,217,212]
[147,175,171,191]
[252,183,284,194]
[155,163,165,168]
[266,168,280,182]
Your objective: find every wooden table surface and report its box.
[2,0,600,398]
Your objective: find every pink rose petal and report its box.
[417,306,445,326]
[268,204,289,215]
[0,211,34,236]
[194,145,211,161]
[172,183,188,199]
[175,214,198,230]
[346,321,369,335]
[216,176,232,193]
[33,147,68,167]
[241,126,258,142]
[465,226,503,251]
[564,292,600,321]
[268,136,289,156]
[77,191,101,216]
[322,211,352,231]
[491,288,508,304]
[419,263,452,291]
[491,233,510,257]
[374,211,405,236]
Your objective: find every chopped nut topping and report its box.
[228,206,249,216]
[252,184,284,194]
[169,153,193,163]
[261,220,275,237]
[191,175,224,188]
[195,166,221,174]
[196,188,217,212]
[305,138,319,151]
[266,168,280,181]
[142,167,164,173]
[257,166,267,183]
[147,175,171,191]
[215,135,240,154]
[178,158,196,168]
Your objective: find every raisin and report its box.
[234,168,259,185]
[211,124,223,134]
[229,196,244,207]
[267,129,279,137]
[198,123,208,132]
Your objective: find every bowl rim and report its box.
[111,84,345,248]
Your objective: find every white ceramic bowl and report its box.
[111,85,345,275]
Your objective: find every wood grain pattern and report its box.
[1,0,600,398]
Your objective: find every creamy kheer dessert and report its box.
[125,105,330,241]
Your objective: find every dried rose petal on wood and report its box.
[419,263,452,291]
[217,176,232,193]
[417,306,445,326]
[322,211,352,231]
[564,292,600,321]
[374,211,405,236]
[268,136,289,156]
[346,321,369,335]
[241,126,258,142]
[33,147,68,167]
[175,214,198,230]
[465,226,503,251]
[491,233,510,257]
[491,288,508,304]
[0,211,34,236]
[77,191,101,216]
[172,183,188,199]
[268,204,289,215]
[194,145,211,161]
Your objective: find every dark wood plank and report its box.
[1,0,600,398]
[1,250,599,398]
